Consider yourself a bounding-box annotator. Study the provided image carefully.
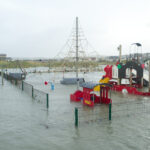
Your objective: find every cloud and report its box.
[0,0,150,57]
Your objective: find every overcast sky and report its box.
[0,0,150,58]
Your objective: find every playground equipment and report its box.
[59,17,99,86]
[0,60,26,83]
[70,82,112,107]
[104,61,150,96]
[60,78,85,85]
[70,64,112,107]
[101,43,150,96]
[94,65,112,91]
[71,43,150,101]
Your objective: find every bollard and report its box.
[109,102,112,120]
[32,86,34,98]
[46,94,49,109]
[75,107,78,127]
[22,81,24,91]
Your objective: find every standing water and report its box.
[0,72,150,150]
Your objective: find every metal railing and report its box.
[21,81,49,108]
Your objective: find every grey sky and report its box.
[0,0,150,58]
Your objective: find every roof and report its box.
[80,82,112,89]
[0,54,6,57]
[60,78,85,85]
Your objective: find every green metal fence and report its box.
[0,72,49,109]
[73,99,150,127]
[111,99,150,119]
[74,105,109,126]
[33,88,49,107]
[22,81,33,97]
[21,81,49,109]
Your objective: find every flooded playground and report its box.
[0,71,150,150]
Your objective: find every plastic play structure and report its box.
[70,82,112,107]
[70,63,113,107]
[103,43,150,96]
[70,59,150,107]
[70,43,150,107]
[104,61,150,96]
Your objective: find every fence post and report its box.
[15,80,17,85]
[22,81,24,91]
[32,86,34,98]
[46,94,49,109]
[109,102,112,120]
[75,107,78,127]
[1,68,4,85]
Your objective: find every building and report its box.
[0,54,7,60]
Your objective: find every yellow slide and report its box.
[94,77,110,92]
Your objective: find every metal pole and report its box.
[118,45,122,62]
[15,80,17,85]
[76,17,79,90]
[118,78,121,85]
[129,68,132,87]
[109,87,111,100]
[1,68,4,85]
[141,77,143,88]
[32,86,34,98]
[22,81,24,91]
[46,94,49,109]
[75,107,78,127]
[109,102,112,120]
[100,85,101,103]
[149,60,150,92]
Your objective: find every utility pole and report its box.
[118,45,122,62]
[148,60,150,92]
[117,45,122,85]
[76,17,79,89]
[129,68,132,87]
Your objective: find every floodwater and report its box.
[0,71,150,150]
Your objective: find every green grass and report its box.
[0,60,115,69]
